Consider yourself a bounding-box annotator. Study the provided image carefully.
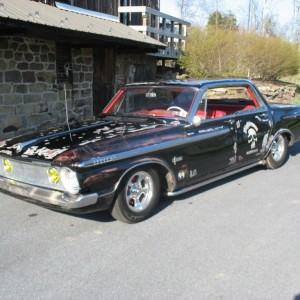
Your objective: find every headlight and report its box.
[60,167,80,195]
[3,159,13,173]
[47,168,60,184]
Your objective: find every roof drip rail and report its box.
[56,1,119,22]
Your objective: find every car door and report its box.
[233,106,272,165]
[183,114,235,184]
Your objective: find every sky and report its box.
[160,0,295,28]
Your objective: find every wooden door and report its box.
[93,48,115,116]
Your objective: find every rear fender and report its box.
[272,129,294,146]
[264,128,294,159]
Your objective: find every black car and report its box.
[1,79,300,223]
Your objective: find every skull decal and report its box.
[248,128,257,149]
[243,121,258,150]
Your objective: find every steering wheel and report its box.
[167,106,188,117]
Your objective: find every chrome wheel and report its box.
[270,135,285,161]
[125,171,154,212]
[111,168,160,223]
[266,134,288,169]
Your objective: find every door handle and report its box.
[259,113,268,117]
[224,119,235,125]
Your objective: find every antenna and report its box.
[63,62,73,142]
[64,83,73,142]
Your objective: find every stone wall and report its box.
[0,36,93,139]
[255,81,297,103]
[65,48,93,122]
[115,53,156,88]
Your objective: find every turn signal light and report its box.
[47,168,60,184]
[3,159,13,173]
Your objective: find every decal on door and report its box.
[178,170,186,180]
[189,169,197,178]
[243,121,259,155]
[172,156,183,165]
[229,142,238,165]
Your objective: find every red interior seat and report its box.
[196,110,226,118]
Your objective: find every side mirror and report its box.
[192,115,202,127]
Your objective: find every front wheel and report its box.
[266,134,288,169]
[111,168,160,223]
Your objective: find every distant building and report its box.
[118,1,189,62]
[58,0,190,73]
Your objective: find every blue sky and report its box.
[160,0,295,27]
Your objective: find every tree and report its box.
[262,16,277,37]
[246,0,278,37]
[291,0,300,45]
[176,0,197,20]
[207,11,238,30]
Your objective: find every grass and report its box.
[295,94,300,105]
[280,74,300,105]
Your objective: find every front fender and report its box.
[79,156,177,197]
[114,156,177,194]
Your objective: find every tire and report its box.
[266,134,288,169]
[111,167,160,223]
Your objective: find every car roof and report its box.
[125,79,253,88]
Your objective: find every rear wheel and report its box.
[266,134,288,169]
[111,167,160,223]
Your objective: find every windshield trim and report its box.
[102,85,199,121]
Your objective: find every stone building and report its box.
[0,0,172,138]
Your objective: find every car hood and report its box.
[0,118,185,166]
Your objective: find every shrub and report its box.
[179,27,300,80]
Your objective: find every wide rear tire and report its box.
[266,134,288,169]
[111,167,160,223]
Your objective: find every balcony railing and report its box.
[118,6,190,60]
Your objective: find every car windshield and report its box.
[103,86,198,119]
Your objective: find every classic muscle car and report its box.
[1,79,300,223]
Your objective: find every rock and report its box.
[254,80,297,103]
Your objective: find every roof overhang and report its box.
[0,0,166,52]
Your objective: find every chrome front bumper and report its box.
[0,175,99,210]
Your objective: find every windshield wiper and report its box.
[121,113,166,124]
[98,112,122,119]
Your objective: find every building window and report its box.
[56,43,72,83]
